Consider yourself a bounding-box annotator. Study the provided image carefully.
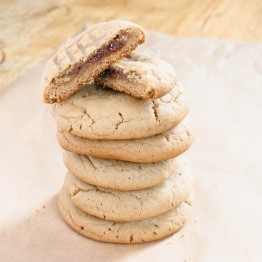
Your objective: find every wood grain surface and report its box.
[0,0,261,91]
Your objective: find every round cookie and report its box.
[95,52,177,99]
[59,189,193,244]
[64,162,193,221]
[57,118,194,163]
[52,83,188,140]
[42,20,145,103]
[64,152,181,191]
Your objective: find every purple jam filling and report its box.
[67,35,126,77]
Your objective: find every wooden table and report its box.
[0,0,261,91]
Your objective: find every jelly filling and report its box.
[67,35,126,77]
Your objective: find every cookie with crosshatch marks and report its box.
[42,21,145,103]
[95,52,177,99]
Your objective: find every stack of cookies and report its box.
[42,21,194,244]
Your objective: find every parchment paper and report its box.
[0,32,262,262]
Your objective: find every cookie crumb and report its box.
[43,205,46,209]
[180,234,185,238]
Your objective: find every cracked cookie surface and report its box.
[57,117,194,163]
[42,20,145,103]
[64,161,193,221]
[59,188,193,244]
[52,83,188,140]
[95,52,177,99]
[64,152,182,190]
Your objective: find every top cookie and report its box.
[42,21,145,103]
[95,52,176,99]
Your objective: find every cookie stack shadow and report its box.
[43,21,194,244]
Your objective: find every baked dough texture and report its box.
[95,52,177,99]
[57,118,194,163]
[52,83,188,140]
[42,21,145,103]
[64,152,181,191]
[64,161,193,221]
[59,188,193,244]
[41,20,194,244]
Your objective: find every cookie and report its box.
[64,161,193,221]
[95,52,176,99]
[59,188,193,244]
[52,83,188,140]
[57,118,194,163]
[64,152,180,191]
[42,21,145,103]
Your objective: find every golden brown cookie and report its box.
[52,83,188,140]
[64,160,193,221]
[57,118,194,163]
[63,152,180,191]
[59,188,193,244]
[42,21,145,103]
[95,52,177,99]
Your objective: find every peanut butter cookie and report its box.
[42,21,145,103]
